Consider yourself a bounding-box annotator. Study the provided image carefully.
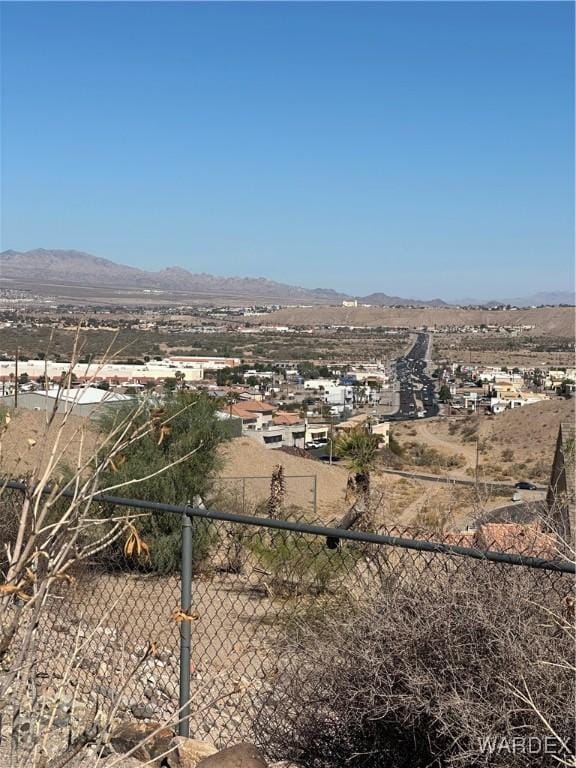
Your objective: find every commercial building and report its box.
[0,386,134,418]
[0,355,240,386]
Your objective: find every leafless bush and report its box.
[256,559,575,768]
[0,331,206,766]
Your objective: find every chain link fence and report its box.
[212,474,318,518]
[1,482,574,763]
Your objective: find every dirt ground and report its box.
[215,438,352,521]
[433,345,575,369]
[0,408,98,478]
[215,437,446,526]
[0,410,437,527]
[392,398,575,485]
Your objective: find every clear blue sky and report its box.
[1,1,574,299]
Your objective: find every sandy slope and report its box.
[249,306,575,336]
[215,437,352,521]
[392,398,575,482]
[0,409,98,477]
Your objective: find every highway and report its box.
[390,333,439,421]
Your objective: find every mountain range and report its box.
[0,249,448,306]
[0,249,573,307]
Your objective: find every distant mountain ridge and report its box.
[0,249,347,301]
[453,291,576,307]
[0,249,443,305]
[0,249,572,306]
[362,292,449,308]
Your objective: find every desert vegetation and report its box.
[256,559,575,768]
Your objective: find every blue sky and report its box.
[1,1,574,299]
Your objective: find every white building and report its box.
[0,355,240,386]
[303,378,338,390]
[0,386,134,418]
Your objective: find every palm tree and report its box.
[326,426,381,548]
[334,425,380,499]
[267,464,286,519]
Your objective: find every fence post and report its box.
[178,511,193,737]
[313,476,317,518]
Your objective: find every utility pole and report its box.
[14,347,19,409]
[475,436,480,489]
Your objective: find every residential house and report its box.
[443,522,557,559]
[220,401,306,449]
[228,400,275,431]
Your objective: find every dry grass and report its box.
[391,398,575,484]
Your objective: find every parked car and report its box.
[514,481,538,490]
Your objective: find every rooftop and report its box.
[36,386,133,405]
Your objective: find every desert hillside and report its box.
[482,397,575,460]
[250,305,576,336]
[393,398,575,484]
[0,409,98,477]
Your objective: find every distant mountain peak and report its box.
[2,248,569,307]
[0,248,345,301]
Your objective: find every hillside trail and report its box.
[413,419,477,475]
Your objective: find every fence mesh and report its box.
[212,474,318,517]
[1,485,574,764]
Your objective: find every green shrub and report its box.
[96,391,226,573]
[249,532,359,597]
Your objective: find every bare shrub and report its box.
[0,333,215,766]
[403,441,466,471]
[256,560,575,768]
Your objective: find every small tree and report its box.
[97,391,227,572]
[334,426,380,499]
[163,376,177,392]
[438,384,451,403]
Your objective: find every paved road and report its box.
[379,466,547,492]
[389,332,439,421]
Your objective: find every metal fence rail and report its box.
[1,480,573,751]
